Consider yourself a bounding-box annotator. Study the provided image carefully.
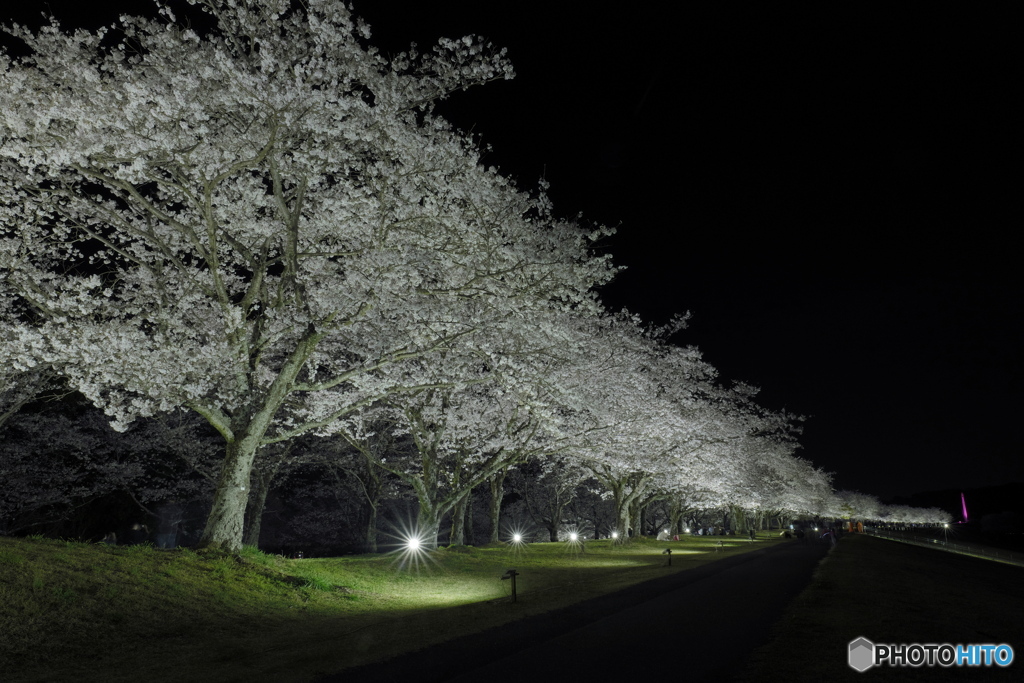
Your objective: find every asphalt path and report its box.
[318,539,830,683]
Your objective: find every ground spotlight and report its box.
[563,527,585,555]
[501,568,520,602]
[386,523,434,572]
[506,527,529,547]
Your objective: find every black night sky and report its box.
[4,2,1020,500]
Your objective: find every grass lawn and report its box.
[739,534,1024,682]
[0,533,774,682]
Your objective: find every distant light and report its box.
[684,528,690,533]
[943,523,949,528]
[663,529,668,534]
[506,527,529,547]
[813,527,819,532]
[611,532,618,539]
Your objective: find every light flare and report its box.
[382,519,436,572]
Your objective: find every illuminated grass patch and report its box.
[1,534,779,682]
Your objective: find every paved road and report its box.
[866,528,1024,567]
[318,540,830,683]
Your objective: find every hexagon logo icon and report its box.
[848,637,875,672]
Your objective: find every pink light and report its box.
[961,492,969,523]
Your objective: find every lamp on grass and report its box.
[662,548,672,566]
[501,568,520,602]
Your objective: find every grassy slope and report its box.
[0,534,772,683]
[739,534,1024,682]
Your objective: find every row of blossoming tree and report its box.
[0,0,949,551]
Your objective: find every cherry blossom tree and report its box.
[724,445,804,531]
[835,492,951,526]
[298,305,626,548]
[880,504,950,525]
[0,362,66,431]
[835,490,883,523]
[304,427,407,553]
[329,367,558,547]
[553,317,781,541]
[510,454,591,541]
[0,0,613,550]
[774,458,836,522]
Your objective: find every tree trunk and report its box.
[351,457,384,554]
[465,488,475,545]
[417,499,443,549]
[242,463,277,548]
[450,491,470,546]
[197,328,322,552]
[609,480,632,545]
[588,502,603,539]
[200,436,261,551]
[628,497,643,537]
[618,504,631,544]
[488,470,507,544]
[730,505,746,533]
[546,499,568,542]
[612,480,634,544]
[602,471,651,544]
[348,463,383,554]
[364,500,379,553]
[669,499,682,535]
